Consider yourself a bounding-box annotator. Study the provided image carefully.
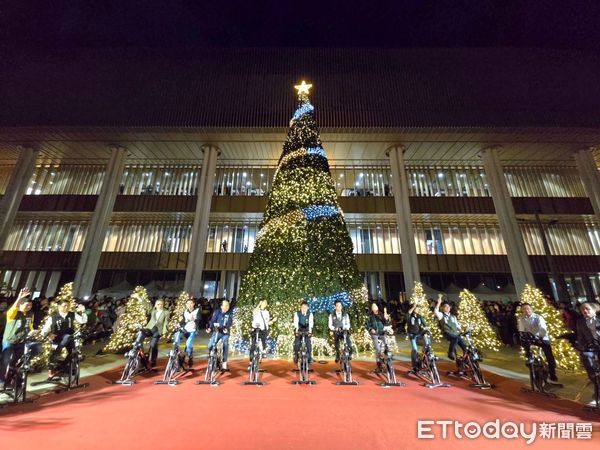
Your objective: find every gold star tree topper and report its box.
[294,80,312,95]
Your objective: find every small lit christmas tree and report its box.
[165,291,190,340]
[32,282,80,368]
[517,284,581,371]
[411,281,442,342]
[457,289,501,352]
[103,286,151,353]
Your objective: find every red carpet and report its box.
[0,359,599,449]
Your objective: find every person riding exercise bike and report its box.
[2,331,42,403]
[365,302,392,367]
[517,303,558,382]
[328,300,352,363]
[134,299,170,368]
[41,299,87,379]
[434,294,467,362]
[406,300,429,372]
[293,301,314,365]
[575,302,600,407]
[207,300,233,371]
[175,298,200,367]
[0,288,33,392]
[250,299,271,362]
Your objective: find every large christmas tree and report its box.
[236,81,368,352]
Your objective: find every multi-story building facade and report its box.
[1,48,599,303]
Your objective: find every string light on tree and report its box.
[457,289,501,352]
[517,284,581,371]
[410,281,442,342]
[236,81,370,355]
[166,291,190,340]
[103,286,151,353]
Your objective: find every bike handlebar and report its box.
[333,328,351,334]
[518,331,548,347]
[413,329,431,338]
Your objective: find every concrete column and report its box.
[575,147,600,222]
[74,145,127,298]
[184,145,220,297]
[217,270,226,298]
[386,145,420,297]
[0,146,38,254]
[378,271,387,301]
[481,147,535,295]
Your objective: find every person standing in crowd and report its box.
[33,297,49,328]
[434,294,467,361]
[517,303,558,381]
[328,300,351,362]
[0,288,33,390]
[293,301,314,365]
[134,299,170,368]
[559,302,577,331]
[250,299,271,360]
[41,299,88,377]
[575,302,600,404]
[207,299,234,370]
[406,301,429,372]
[0,300,8,337]
[177,298,199,365]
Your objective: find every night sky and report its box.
[2,0,600,51]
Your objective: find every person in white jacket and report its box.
[250,299,271,360]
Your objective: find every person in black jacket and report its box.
[41,299,88,377]
[365,302,392,362]
[406,301,429,371]
[575,302,600,403]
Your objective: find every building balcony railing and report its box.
[16,193,596,216]
[2,250,599,275]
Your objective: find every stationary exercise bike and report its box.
[0,335,42,407]
[32,330,89,392]
[373,329,405,387]
[196,328,225,386]
[447,330,493,389]
[583,342,600,412]
[155,329,194,386]
[113,329,152,385]
[244,328,266,386]
[518,331,562,397]
[335,329,357,385]
[293,330,315,385]
[408,330,450,388]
